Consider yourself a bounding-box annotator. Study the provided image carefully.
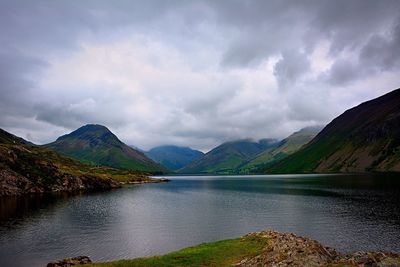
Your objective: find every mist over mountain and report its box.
[265,88,400,173]
[179,139,280,174]
[239,126,323,173]
[146,145,204,171]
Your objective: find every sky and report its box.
[0,0,400,152]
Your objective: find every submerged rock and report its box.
[46,256,92,267]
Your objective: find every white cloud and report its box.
[0,1,400,151]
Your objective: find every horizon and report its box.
[4,120,324,154]
[1,1,400,151]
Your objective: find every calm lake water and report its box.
[1,174,400,267]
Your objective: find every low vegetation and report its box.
[0,128,154,196]
[82,235,268,267]
[71,230,400,267]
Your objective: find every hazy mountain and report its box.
[265,88,400,173]
[46,124,166,173]
[239,126,323,173]
[146,145,204,171]
[179,139,279,174]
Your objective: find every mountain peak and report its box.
[80,124,110,131]
[56,124,118,143]
[47,125,166,173]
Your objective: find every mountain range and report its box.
[1,88,399,184]
[46,124,166,173]
[178,127,322,174]
[238,126,323,173]
[265,88,400,173]
[179,139,280,174]
[145,145,204,171]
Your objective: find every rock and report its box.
[157,178,170,183]
[46,256,92,267]
[236,230,400,267]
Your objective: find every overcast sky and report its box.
[1,0,400,151]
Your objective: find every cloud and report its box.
[273,50,311,89]
[0,0,399,151]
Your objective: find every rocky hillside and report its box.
[239,126,322,173]
[0,129,154,196]
[146,145,204,171]
[179,139,279,174]
[266,88,400,173]
[46,124,166,173]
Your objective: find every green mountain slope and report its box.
[0,129,152,196]
[265,88,400,173]
[46,124,166,173]
[178,139,279,174]
[146,145,204,171]
[238,126,322,173]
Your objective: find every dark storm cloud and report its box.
[359,18,400,71]
[0,0,399,150]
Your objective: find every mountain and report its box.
[46,124,166,173]
[238,126,322,173]
[0,128,155,196]
[265,88,400,173]
[146,145,204,171]
[179,139,279,174]
[0,128,33,145]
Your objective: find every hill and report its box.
[146,145,204,171]
[238,126,322,173]
[179,139,279,174]
[0,129,154,196]
[265,88,400,173]
[0,128,33,145]
[46,124,166,173]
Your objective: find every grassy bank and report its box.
[81,235,268,267]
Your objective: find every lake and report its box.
[1,174,400,267]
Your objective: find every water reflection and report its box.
[0,174,399,267]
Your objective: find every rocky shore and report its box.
[0,141,169,196]
[48,230,400,267]
[237,231,400,267]
[0,167,121,196]
[121,177,170,185]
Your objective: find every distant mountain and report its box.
[265,88,400,173]
[239,126,322,173]
[179,139,279,174]
[0,128,154,196]
[146,145,204,171]
[46,124,166,173]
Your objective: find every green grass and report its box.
[82,235,268,267]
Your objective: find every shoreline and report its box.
[120,177,170,185]
[48,230,400,267]
[0,176,170,197]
